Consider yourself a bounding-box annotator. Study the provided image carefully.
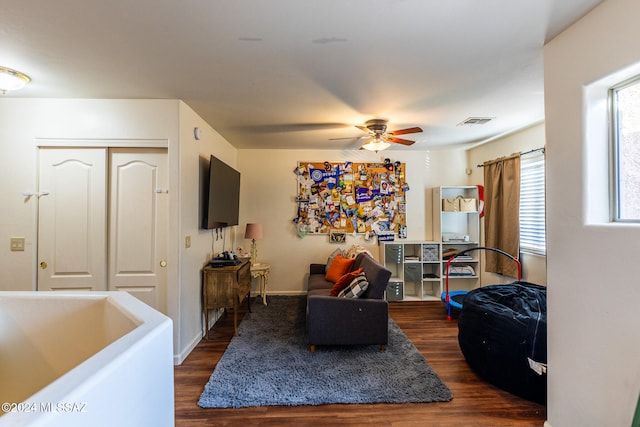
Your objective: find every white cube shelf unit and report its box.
[433,186,481,296]
[380,241,442,301]
[379,186,482,302]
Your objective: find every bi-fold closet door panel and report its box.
[37,148,107,292]
[108,148,168,312]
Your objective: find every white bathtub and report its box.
[0,291,174,427]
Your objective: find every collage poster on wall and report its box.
[293,159,409,240]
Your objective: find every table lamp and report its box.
[244,223,263,265]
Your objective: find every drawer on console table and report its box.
[202,260,251,309]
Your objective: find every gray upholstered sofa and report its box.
[306,252,392,352]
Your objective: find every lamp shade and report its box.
[244,223,263,240]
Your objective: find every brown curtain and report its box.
[483,154,520,277]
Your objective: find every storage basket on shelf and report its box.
[422,244,439,262]
[386,281,403,301]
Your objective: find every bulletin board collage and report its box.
[293,159,409,242]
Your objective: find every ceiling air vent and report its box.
[457,117,493,126]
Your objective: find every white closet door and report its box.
[37,148,107,291]
[108,148,168,312]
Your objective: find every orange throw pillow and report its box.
[325,254,355,283]
[329,268,363,296]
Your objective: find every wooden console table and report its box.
[202,259,251,339]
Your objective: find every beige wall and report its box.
[235,148,469,295]
[545,0,640,425]
[466,123,547,285]
[175,102,240,362]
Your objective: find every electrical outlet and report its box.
[185,235,191,248]
[10,237,25,252]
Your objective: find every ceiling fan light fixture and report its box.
[362,139,391,152]
[0,66,31,94]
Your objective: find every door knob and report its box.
[40,261,47,269]
[160,260,167,268]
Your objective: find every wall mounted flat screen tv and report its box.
[203,155,240,229]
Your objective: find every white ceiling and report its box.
[1,0,602,150]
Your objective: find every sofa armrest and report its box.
[309,263,326,275]
[307,295,389,346]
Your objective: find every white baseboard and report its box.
[173,308,224,365]
[174,331,202,365]
[252,291,306,297]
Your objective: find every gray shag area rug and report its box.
[198,296,453,408]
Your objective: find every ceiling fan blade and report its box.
[388,126,423,136]
[387,136,416,145]
[329,135,368,141]
[355,125,371,133]
[239,122,351,133]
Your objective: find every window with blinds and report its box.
[519,152,546,255]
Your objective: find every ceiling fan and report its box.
[330,119,423,151]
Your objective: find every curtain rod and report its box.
[476,147,544,168]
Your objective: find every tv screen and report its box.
[203,155,240,229]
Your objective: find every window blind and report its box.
[519,152,546,255]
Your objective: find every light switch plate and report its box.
[185,235,191,248]
[10,237,25,252]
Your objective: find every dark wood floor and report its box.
[174,299,546,426]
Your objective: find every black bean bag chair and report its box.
[457,281,547,404]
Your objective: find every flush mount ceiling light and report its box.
[361,135,391,152]
[0,66,31,94]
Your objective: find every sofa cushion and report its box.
[329,267,363,296]
[325,254,355,283]
[308,274,333,292]
[307,288,332,297]
[325,248,344,273]
[337,273,369,298]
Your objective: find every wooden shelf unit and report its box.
[202,259,251,338]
